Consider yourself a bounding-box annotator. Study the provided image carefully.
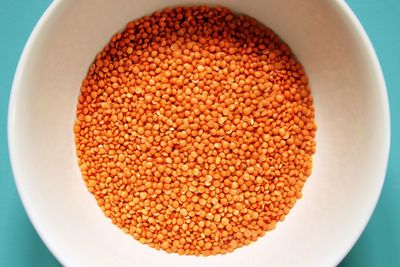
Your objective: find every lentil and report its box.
[75,5,316,256]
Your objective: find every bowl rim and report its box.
[8,0,391,266]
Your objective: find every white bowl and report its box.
[8,0,390,266]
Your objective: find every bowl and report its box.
[8,0,390,266]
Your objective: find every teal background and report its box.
[0,0,399,266]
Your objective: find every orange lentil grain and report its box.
[75,5,316,257]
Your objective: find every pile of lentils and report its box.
[74,5,316,256]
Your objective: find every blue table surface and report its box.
[1,1,399,266]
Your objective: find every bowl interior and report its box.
[9,0,389,266]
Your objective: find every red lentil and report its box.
[74,5,316,256]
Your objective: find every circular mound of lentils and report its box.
[74,5,316,256]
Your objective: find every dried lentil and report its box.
[74,5,316,256]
